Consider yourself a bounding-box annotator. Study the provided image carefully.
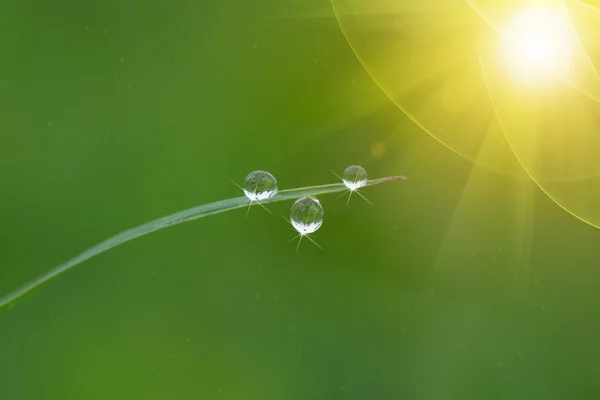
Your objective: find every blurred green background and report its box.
[2,0,600,399]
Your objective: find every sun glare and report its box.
[500,6,574,84]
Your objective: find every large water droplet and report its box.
[290,197,324,235]
[342,165,367,190]
[243,170,278,201]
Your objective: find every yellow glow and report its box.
[500,6,574,84]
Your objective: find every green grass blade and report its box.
[0,176,405,312]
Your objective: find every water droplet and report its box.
[243,170,278,201]
[343,165,368,190]
[290,197,324,235]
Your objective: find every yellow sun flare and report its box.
[500,6,574,84]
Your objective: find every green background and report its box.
[2,0,600,399]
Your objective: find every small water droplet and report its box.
[290,197,324,235]
[243,170,277,201]
[342,165,367,190]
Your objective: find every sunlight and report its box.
[500,6,574,84]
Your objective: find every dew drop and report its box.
[243,170,278,201]
[342,165,367,190]
[290,197,324,235]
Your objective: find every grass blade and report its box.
[0,176,405,312]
